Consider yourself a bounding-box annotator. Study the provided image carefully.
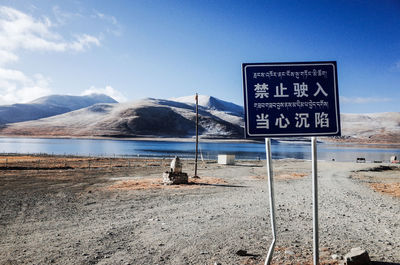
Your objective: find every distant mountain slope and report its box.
[0,97,244,138]
[171,95,243,115]
[0,94,117,124]
[336,112,400,143]
[0,94,398,143]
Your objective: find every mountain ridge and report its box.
[170,95,243,115]
[0,94,398,144]
[0,94,117,124]
[0,97,244,138]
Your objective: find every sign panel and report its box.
[243,61,341,138]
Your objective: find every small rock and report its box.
[331,254,342,260]
[236,250,248,256]
[285,249,295,255]
[344,247,371,265]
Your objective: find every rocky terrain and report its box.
[0,155,399,264]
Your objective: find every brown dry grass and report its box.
[351,165,400,198]
[107,176,227,191]
[0,155,172,186]
[251,172,308,180]
[370,183,400,197]
[0,154,167,170]
[275,172,308,180]
[0,155,38,161]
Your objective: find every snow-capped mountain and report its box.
[336,112,400,143]
[171,95,243,116]
[0,96,244,138]
[0,94,398,143]
[0,94,117,124]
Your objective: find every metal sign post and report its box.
[264,138,276,265]
[312,136,319,264]
[194,93,199,178]
[242,61,340,265]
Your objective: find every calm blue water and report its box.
[0,137,399,162]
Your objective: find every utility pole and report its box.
[194,93,199,178]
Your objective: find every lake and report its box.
[0,137,399,162]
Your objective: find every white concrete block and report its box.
[218,154,235,165]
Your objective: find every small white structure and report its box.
[218,154,235,165]
[163,156,188,185]
[170,156,182,173]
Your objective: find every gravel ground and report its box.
[0,157,399,265]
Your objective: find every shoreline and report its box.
[0,154,398,166]
[0,135,259,143]
[1,134,400,148]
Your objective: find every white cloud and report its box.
[0,6,100,53]
[52,5,82,26]
[0,6,102,104]
[340,96,392,104]
[93,11,117,25]
[82,85,127,102]
[69,34,100,51]
[0,68,51,104]
[92,10,122,36]
[0,49,18,65]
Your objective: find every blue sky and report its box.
[0,0,399,113]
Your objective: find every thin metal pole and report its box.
[264,138,276,265]
[312,136,319,265]
[194,93,199,178]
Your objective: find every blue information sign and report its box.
[243,61,341,138]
